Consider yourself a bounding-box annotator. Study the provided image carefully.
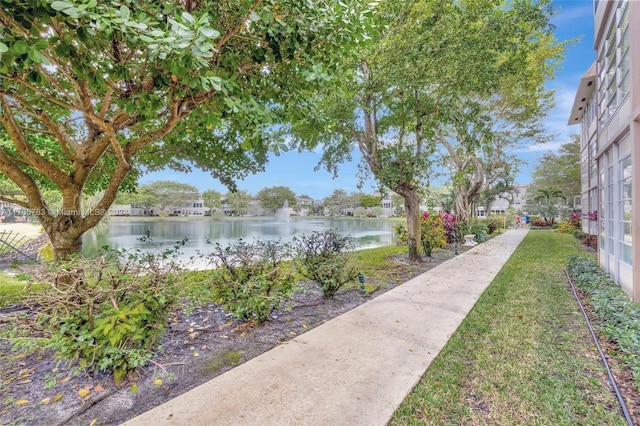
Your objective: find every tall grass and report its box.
[390,231,626,425]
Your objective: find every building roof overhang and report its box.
[567,62,596,126]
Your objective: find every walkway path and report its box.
[124,228,528,426]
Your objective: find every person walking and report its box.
[515,214,521,228]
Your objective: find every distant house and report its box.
[568,0,638,301]
[476,184,529,217]
[168,199,207,216]
[111,196,207,217]
[295,196,314,216]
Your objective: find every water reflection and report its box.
[83,218,396,269]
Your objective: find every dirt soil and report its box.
[1,243,639,426]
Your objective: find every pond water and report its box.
[82,217,398,269]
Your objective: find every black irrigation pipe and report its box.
[564,268,634,426]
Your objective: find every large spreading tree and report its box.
[0,0,373,260]
[289,0,564,261]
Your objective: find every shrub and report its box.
[394,223,408,244]
[27,241,183,383]
[206,239,295,323]
[567,256,640,388]
[420,214,447,256]
[532,219,553,228]
[555,220,580,234]
[292,230,360,298]
[395,214,447,256]
[580,234,598,250]
[486,218,501,234]
[463,220,490,242]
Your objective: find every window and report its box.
[581,148,588,188]
[599,158,606,249]
[619,154,632,265]
[598,0,630,126]
[589,137,598,187]
[607,156,614,255]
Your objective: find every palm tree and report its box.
[534,187,566,225]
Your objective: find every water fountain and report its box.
[275,200,291,223]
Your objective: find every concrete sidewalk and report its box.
[124,229,528,426]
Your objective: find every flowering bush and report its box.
[585,211,598,221]
[420,212,447,256]
[439,212,459,243]
[395,212,447,256]
[532,219,553,227]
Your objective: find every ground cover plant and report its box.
[390,230,634,425]
[567,255,640,389]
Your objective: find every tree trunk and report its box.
[456,193,472,223]
[50,229,83,261]
[402,190,422,262]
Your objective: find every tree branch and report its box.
[216,0,264,50]
[0,195,28,209]
[0,96,71,188]
[0,149,54,227]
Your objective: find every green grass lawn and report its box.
[390,230,626,425]
[0,272,35,308]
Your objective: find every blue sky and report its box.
[140,0,596,200]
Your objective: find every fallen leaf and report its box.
[58,377,71,384]
[289,331,297,336]
[94,384,105,392]
[189,332,198,340]
[16,380,32,384]
[193,352,199,357]
[130,383,138,393]
[240,331,247,337]
[78,389,90,397]
[18,368,34,376]
[15,400,29,405]
[83,394,93,402]
[52,393,63,402]
[302,324,308,329]
[3,377,16,385]
[225,321,233,327]
[41,398,51,405]
[52,368,58,373]
[89,419,97,426]
[82,384,93,390]
[154,379,163,386]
